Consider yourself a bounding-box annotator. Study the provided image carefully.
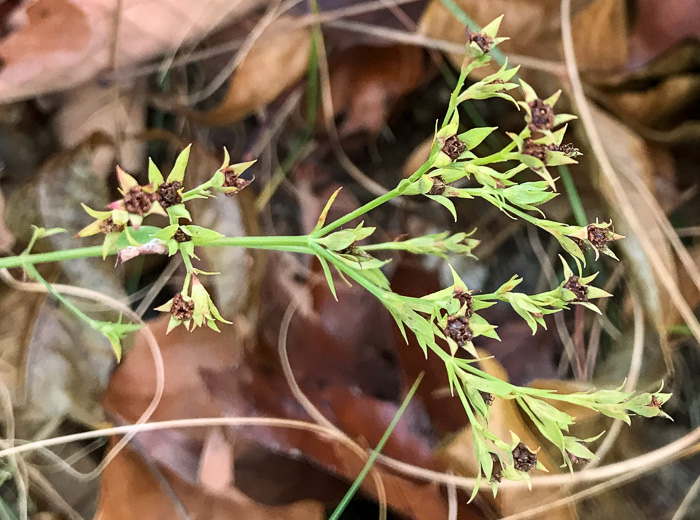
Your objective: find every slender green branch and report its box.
[0,246,105,270]
[0,236,314,270]
[316,187,402,237]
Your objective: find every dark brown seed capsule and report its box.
[442,135,466,161]
[648,395,663,408]
[445,315,473,347]
[480,391,494,406]
[522,138,549,162]
[428,176,446,195]
[170,293,194,321]
[467,30,493,53]
[483,453,502,483]
[124,186,153,215]
[156,181,183,208]
[528,99,554,131]
[512,442,537,472]
[571,236,588,253]
[173,228,191,243]
[563,275,588,302]
[223,167,254,196]
[567,450,590,465]
[99,217,124,234]
[587,225,608,250]
[454,289,474,317]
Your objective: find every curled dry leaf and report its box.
[325,44,425,138]
[598,74,700,144]
[198,16,311,127]
[53,82,148,175]
[0,0,267,101]
[628,0,700,68]
[587,106,681,333]
[419,0,627,73]
[96,440,324,520]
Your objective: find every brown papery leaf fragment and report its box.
[0,0,268,101]
[198,16,311,126]
[325,44,425,138]
[96,440,324,520]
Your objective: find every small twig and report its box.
[585,264,624,377]
[0,269,165,482]
[587,292,645,469]
[573,305,586,379]
[560,0,700,352]
[447,470,458,520]
[278,301,388,520]
[671,473,700,520]
[185,0,300,105]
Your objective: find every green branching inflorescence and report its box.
[0,15,670,497]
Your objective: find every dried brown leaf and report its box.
[96,440,324,520]
[325,44,425,138]
[198,16,311,127]
[589,106,680,331]
[628,0,700,68]
[53,83,148,175]
[0,0,267,101]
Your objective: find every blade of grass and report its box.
[328,372,424,520]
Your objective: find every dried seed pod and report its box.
[170,293,194,321]
[99,217,124,234]
[512,442,537,472]
[522,138,549,162]
[441,135,466,161]
[222,167,254,196]
[480,391,494,406]
[466,29,493,53]
[173,228,191,243]
[571,236,588,253]
[587,224,609,250]
[445,315,473,346]
[567,450,590,465]
[156,181,183,208]
[528,99,554,131]
[482,453,503,483]
[123,187,153,215]
[563,275,588,302]
[454,289,474,317]
[428,176,446,195]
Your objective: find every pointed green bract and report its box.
[167,144,192,183]
[313,187,343,234]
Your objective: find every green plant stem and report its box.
[328,372,424,520]
[0,236,315,270]
[316,187,402,237]
[317,158,437,237]
[23,263,97,329]
[558,165,588,227]
[0,246,105,269]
